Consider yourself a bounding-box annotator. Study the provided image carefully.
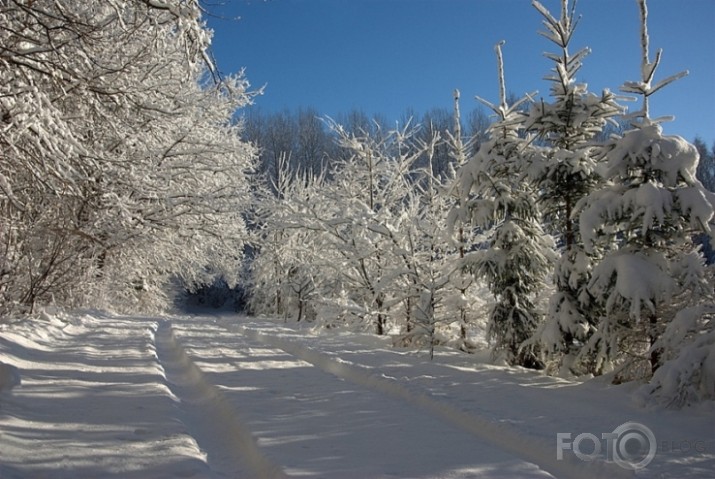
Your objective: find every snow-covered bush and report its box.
[246,157,330,321]
[247,116,485,347]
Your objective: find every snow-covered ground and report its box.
[0,311,713,478]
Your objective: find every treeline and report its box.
[241,105,492,183]
[694,137,715,192]
[241,106,715,194]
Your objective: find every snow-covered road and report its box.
[1,312,713,478]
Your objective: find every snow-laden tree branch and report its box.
[0,0,258,313]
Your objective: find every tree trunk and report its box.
[649,313,661,374]
[375,293,386,335]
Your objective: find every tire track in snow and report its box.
[154,320,288,479]
[238,325,633,479]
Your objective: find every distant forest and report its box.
[241,105,715,192]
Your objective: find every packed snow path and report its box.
[1,312,713,478]
[0,313,211,479]
[154,320,287,478]
[169,318,560,479]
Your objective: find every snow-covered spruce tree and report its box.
[0,0,257,313]
[454,42,555,368]
[525,0,624,374]
[577,0,715,402]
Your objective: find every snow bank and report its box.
[0,311,214,479]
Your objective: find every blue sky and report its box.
[206,0,715,145]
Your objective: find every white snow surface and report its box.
[0,311,713,478]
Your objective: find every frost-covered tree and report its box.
[524,0,623,374]
[0,0,257,313]
[454,42,555,368]
[321,122,408,334]
[576,0,714,394]
[247,156,332,322]
[320,121,462,336]
[387,127,484,356]
[247,116,483,347]
[247,122,408,333]
[443,90,480,349]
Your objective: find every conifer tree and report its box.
[456,42,555,368]
[525,0,623,374]
[576,0,714,387]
